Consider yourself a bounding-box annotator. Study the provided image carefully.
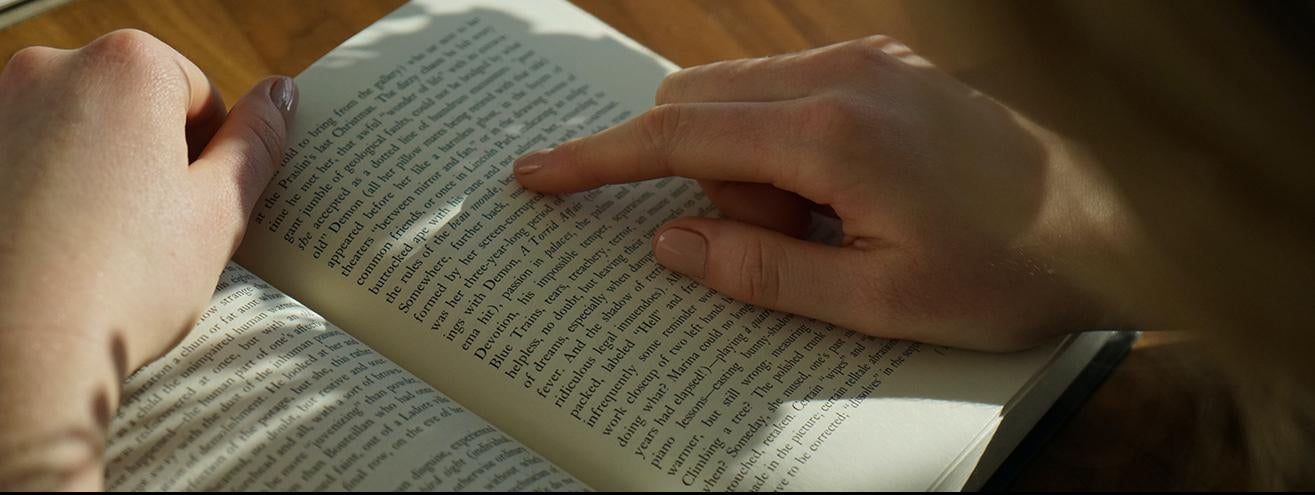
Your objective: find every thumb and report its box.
[653,217,870,326]
[191,76,297,250]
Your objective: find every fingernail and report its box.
[655,228,707,279]
[269,76,297,116]
[514,148,552,175]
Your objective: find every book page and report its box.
[105,264,584,491]
[238,0,1066,490]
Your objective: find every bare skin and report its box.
[515,36,1131,351]
[0,33,1131,490]
[0,30,294,490]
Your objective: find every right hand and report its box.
[515,36,1128,351]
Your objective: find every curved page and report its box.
[238,0,1061,490]
[105,264,583,491]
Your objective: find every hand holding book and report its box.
[0,30,297,490]
[0,3,1125,491]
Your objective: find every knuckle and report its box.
[791,95,878,184]
[720,57,766,85]
[857,35,931,69]
[733,238,781,307]
[800,36,904,79]
[851,35,900,61]
[860,34,903,49]
[78,29,181,88]
[654,68,692,104]
[656,59,754,103]
[8,46,49,68]
[76,30,191,105]
[246,112,287,165]
[2,46,53,82]
[223,111,286,196]
[813,36,900,77]
[638,103,684,164]
[83,29,164,66]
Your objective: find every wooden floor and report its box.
[0,1,1237,490]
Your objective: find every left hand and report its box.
[0,29,295,490]
[0,29,295,372]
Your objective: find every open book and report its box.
[104,0,1116,490]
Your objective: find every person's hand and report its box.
[515,36,1126,351]
[0,30,293,489]
[0,28,295,371]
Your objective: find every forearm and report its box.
[0,327,123,491]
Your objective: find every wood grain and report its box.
[0,1,1037,102]
[0,1,1224,490]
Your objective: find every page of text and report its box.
[238,0,1063,490]
[106,264,583,491]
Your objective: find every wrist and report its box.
[0,252,170,379]
[0,294,127,371]
[1025,126,1145,330]
[0,328,119,490]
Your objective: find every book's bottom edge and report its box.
[973,331,1139,491]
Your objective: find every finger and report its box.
[700,180,812,237]
[514,101,832,200]
[141,33,228,158]
[190,76,297,253]
[186,82,227,161]
[652,216,872,328]
[657,55,819,104]
[656,35,914,104]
